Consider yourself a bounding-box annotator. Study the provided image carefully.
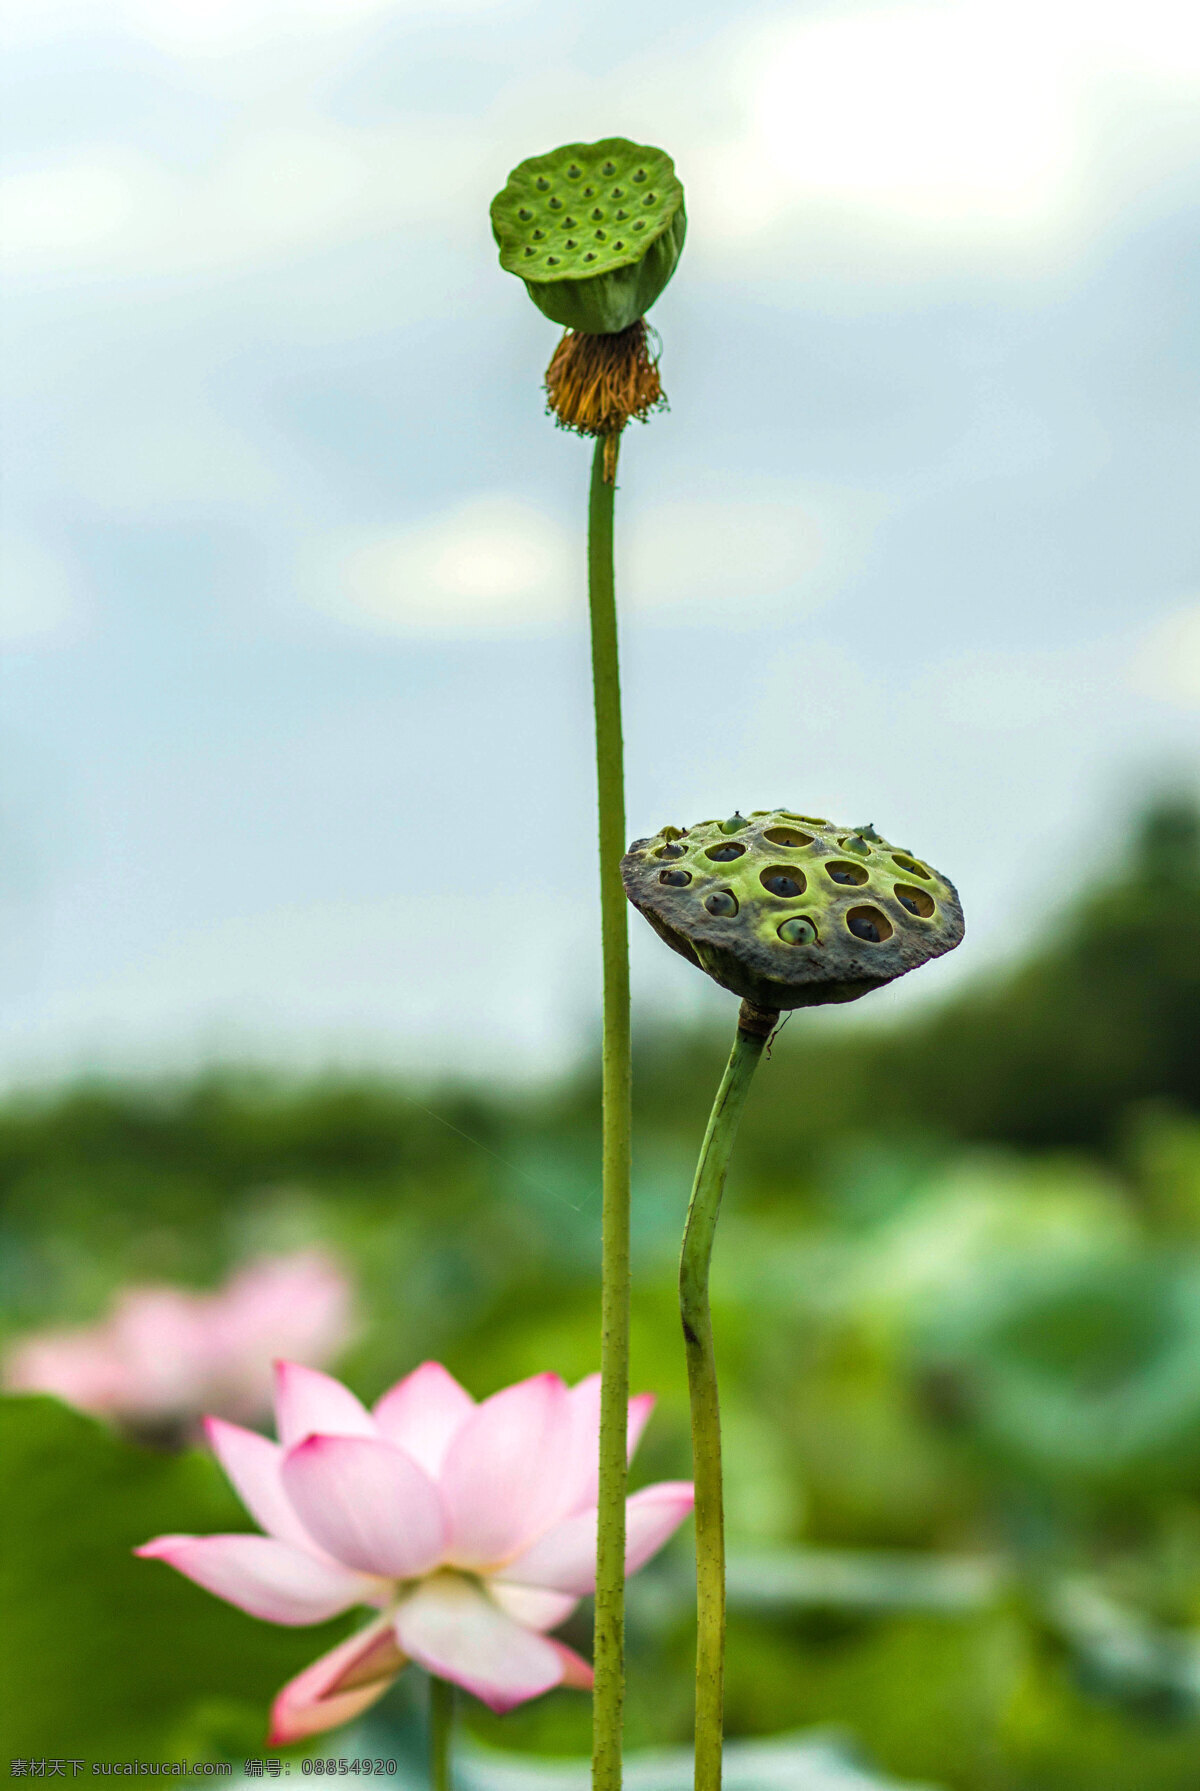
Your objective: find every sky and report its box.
[2,0,1199,1085]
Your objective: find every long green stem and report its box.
[680,1003,777,1791]
[588,430,633,1791]
[429,1674,453,1791]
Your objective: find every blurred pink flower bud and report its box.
[138,1361,693,1735]
[4,1250,354,1442]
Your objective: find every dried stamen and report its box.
[544,319,667,470]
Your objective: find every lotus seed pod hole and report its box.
[892,853,931,879]
[846,906,893,944]
[764,827,813,849]
[761,868,806,898]
[895,884,936,917]
[779,916,819,946]
[826,861,869,887]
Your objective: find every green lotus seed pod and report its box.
[491,138,686,335]
[621,807,964,1011]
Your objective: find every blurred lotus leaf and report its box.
[917,1256,1200,1491]
[0,1396,349,1755]
[454,1728,941,1790]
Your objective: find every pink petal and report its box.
[273,1362,377,1449]
[135,1533,374,1624]
[373,1362,475,1476]
[495,1479,695,1597]
[205,1418,318,1553]
[219,1252,355,1367]
[487,1583,578,1632]
[558,1377,658,1516]
[623,1481,695,1576]
[393,1577,565,1713]
[281,1435,448,1578]
[551,1640,594,1692]
[627,1393,655,1462]
[3,1328,132,1415]
[269,1616,407,1745]
[439,1373,574,1568]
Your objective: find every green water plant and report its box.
[492,138,686,1791]
[623,807,964,1789]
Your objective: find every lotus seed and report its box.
[564,215,577,227]
[828,868,855,885]
[844,835,872,857]
[518,208,532,220]
[612,187,625,199]
[614,241,625,250]
[764,874,803,898]
[615,209,628,220]
[658,842,686,859]
[595,230,606,241]
[848,914,881,942]
[583,186,595,197]
[566,240,578,249]
[603,161,616,175]
[548,255,560,264]
[536,177,549,190]
[779,917,817,945]
[634,169,646,181]
[585,252,596,261]
[568,165,581,178]
[898,894,919,914]
[719,813,748,835]
[644,193,656,205]
[549,197,562,210]
[708,843,745,863]
[660,867,691,887]
[633,220,645,231]
[706,891,738,917]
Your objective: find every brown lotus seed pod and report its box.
[622,807,964,1011]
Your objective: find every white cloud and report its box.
[683,0,1200,265]
[0,532,84,647]
[624,497,826,612]
[311,490,843,637]
[752,5,1076,234]
[0,121,487,284]
[1,0,513,55]
[0,157,152,264]
[317,497,575,635]
[1129,601,1200,709]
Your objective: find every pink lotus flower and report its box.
[137,1361,693,1738]
[4,1252,353,1440]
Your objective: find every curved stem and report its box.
[429,1674,453,1791]
[680,1003,776,1791]
[588,430,633,1791]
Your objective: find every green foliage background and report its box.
[4,798,1200,1787]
